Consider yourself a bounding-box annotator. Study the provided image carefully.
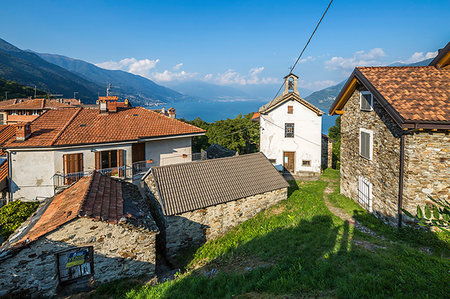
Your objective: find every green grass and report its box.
[94,169,450,298]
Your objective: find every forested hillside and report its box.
[0,77,47,100]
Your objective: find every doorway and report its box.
[283,151,295,173]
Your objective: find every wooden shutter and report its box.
[118,149,124,177]
[95,152,101,170]
[287,105,293,114]
[360,131,371,159]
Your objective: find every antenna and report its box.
[4,91,8,100]
[34,86,37,98]
[49,94,63,98]
[73,92,78,99]
[106,83,120,96]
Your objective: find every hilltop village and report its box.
[0,42,448,297]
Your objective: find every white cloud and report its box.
[403,51,437,64]
[300,79,337,91]
[325,48,386,71]
[151,70,199,82]
[299,56,315,64]
[203,67,279,85]
[173,63,183,70]
[96,57,159,77]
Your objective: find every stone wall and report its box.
[321,135,333,169]
[163,188,287,255]
[0,218,157,297]
[340,87,403,225]
[402,131,450,218]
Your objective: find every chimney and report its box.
[16,122,31,141]
[100,101,108,113]
[168,107,176,118]
[108,100,117,113]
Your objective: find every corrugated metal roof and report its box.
[151,152,289,216]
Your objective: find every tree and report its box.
[182,113,260,154]
[402,196,450,231]
[328,116,341,169]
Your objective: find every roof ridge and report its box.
[145,107,207,132]
[41,98,45,109]
[50,107,82,146]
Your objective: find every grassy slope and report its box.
[95,169,449,298]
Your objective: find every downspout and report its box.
[398,123,419,228]
[6,150,12,204]
[397,133,405,228]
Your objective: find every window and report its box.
[287,105,293,114]
[359,128,373,160]
[95,149,125,177]
[32,110,39,115]
[11,110,18,115]
[101,150,118,169]
[285,123,294,138]
[360,91,373,111]
[358,176,373,212]
[57,246,94,285]
[302,160,311,167]
[63,153,84,184]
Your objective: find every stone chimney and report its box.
[283,73,299,95]
[16,122,31,141]
[98,96,119,113]
[168,107,176,118]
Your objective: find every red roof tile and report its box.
[13,172,124,246]
[357,66,450,122]
[0,160,7,183]
[3,106,205,148]
[0,98,77,110]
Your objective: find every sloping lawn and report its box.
[94,169,449,298]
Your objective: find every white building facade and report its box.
[258,74,323,175]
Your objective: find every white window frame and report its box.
[359,128,373,160]
[360,91,373,111]
[32,110,39,115]
[358,175,373,212]
[11,110,18,115]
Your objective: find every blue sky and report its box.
[1,0,449,92]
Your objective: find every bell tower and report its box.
[283,73,299,95]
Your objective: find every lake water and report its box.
[150,100,337,134]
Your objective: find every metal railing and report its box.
[53,166,130,188]
[132,161,150,174]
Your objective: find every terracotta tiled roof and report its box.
[357,66,450,122]
[0,98,76,110]
[12,172,124,246]
[3,106,205,148]
[149,152,289,216]
[0,125,15,155]
[259,92,324,115]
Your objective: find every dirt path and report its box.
[322,179,386,241]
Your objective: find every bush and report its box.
[0,201,39,239]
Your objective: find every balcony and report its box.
[53,161,150,189]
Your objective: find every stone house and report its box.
[142,152,289,255]
[329,42,450,226]
[0,171,158,297]
[253,73,324,175]
[321,134,334,169]
[1,97,205,201]
[0,98,81,125]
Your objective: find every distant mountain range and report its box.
[0,36,434,112]
[36,52,191,105]
[0,38,101,103]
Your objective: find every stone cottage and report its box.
[1,96,205,201]
[329,42,450,226]
[253,73,324,175]
[142,152,289,255]
[0,171,158,297]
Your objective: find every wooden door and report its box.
[283,151,295,173]
[132,143,145,163]
[63,153,83,184]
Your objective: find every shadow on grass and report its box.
[121,215,448,299]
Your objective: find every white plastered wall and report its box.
[259,99,322,174]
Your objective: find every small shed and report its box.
[143,152,289,255]
[0,172,158,297]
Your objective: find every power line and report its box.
[270,0,334,102]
